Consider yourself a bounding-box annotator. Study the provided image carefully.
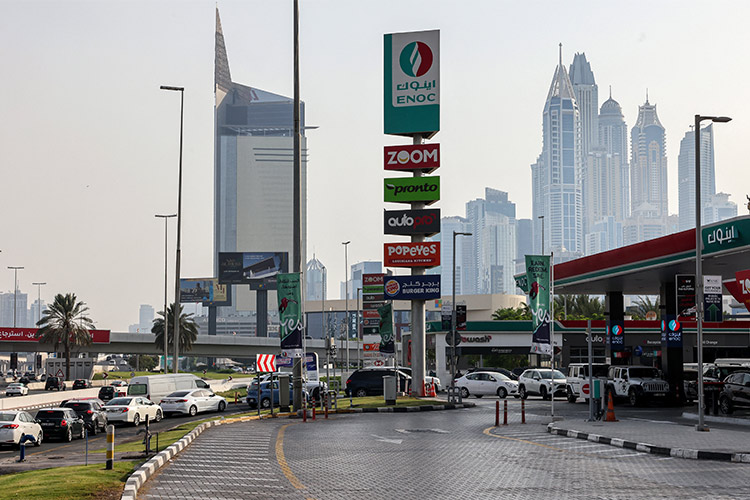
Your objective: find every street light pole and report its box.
[160,85,184,374]
[31,281,45,375]
[156,214,177,372]
[8,267,24,328]
[342,241,350,371]
[451,231,471,399]
[357,287,362,369]
[694,114,731,432]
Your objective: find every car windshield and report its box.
[539,370,565,379]
[494,373,511,381]
[107,398,132,406]
[167,391,191,398]
[64,402,92,410]
[0,414,16,422]
[128,384,147,395]
[9,383,22,388]
[39,410,65,418]
[629,368,660,378]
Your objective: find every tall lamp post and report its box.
[156,214,177,372]
[32,281,45,373]
[342,241,351,370]
[695,114,731,432]
[160,85,184,374]
[8,267,24,328]
[451,231,472,398]
[357,287,362,369]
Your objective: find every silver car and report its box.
[160,389,227,417]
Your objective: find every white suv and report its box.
[565,363,609,403]
[518,369,566,400]
[606,366,669,406]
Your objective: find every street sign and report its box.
[383,144,440,173]
[384,242,440,267]
[445,330,461,347]
[384,275,441,300]
[256,354,276,373]
[704,275,723,322]
[582,383,590,396]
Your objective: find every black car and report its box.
[72,379,92,390]
[45,376,66,391]
[719,370,750,415]
[18,376,31,385]
[345,368,411,398]
[62,400,107,434]
[98,385,116,401]
[35,408,86,442]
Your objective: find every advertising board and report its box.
[180,278,231,306]
[384,242,440,267]
[0,328,110,344]
[218,252,288,290]
[703,275,723,322]
[384,208,440,236]
[384,29,440,138]
[383,144,440,173]
[384,177,440,204]
[675,274,696,319]
[384,275,441,300]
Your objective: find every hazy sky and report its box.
[1,1,749,331]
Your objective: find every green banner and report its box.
[277,272,302,351]
[525,255,551,356]
[384,176,440,204]
[378,303,395,354]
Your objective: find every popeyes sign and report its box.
[0,328,111,344]
[384,242,440,267]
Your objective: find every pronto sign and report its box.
[384,29,440,138]
[384,144,440,173]
[384,242,440,267]
[384,176,440,204]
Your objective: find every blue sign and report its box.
[383,275,441,300]
[276,353,318,372]
[607,320,624,351]
[660,316,683,347]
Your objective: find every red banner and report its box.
[384,242,440,267]
[0,328,111,344]
[384,144,440,172]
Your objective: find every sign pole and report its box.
[587,319,594,421]
[411,134,426,396]
[550,251,555,419]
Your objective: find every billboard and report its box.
[384,242,440,267]
[277,272,303,352]
[384,176,440,204]
[384,29,440,138]
[0,328,110,344]
[675,274,696,320]
[384,208,440,236]
[703,275,723,322]
[218,252,288,290]
[384,275,441,300]
[180,278,231,306]
[384,144,440,173]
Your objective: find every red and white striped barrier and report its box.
[256,354,276,373]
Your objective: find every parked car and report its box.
[72,379,93,390]
[683,368,699,403]
[5,383,29,397]
[35,408,86,442]
[0,410,43,448]
[719,370,750,415]
[103,397,163,426]
[18,376,31,385]
[606,366,669,406]
[127,374,210,404]
[110,380,128,388]
[45,376,66,391]
[454,371,518,399]
[62,400,108,434]
[468,367,519,381]
[160,389,227,417]
[517,369,566,400]
[345,368,412,398]
[397,367,442,392]
[246,381,306,409]
[565,363,609,403]
[24,372,37,381]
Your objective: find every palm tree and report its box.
[492,303,531,320]
[631,296,660,320]
[36,293,95,380]
[152,303,199,370]
[554,294,605,320]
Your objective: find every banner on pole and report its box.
[525,255,551,356]
[277,272,303,352]
[378,303,395,354]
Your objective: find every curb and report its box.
[681,411,750,427]
[342,402,476,413]
[546,424,750,463]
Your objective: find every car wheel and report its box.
[65,428,73,442]
[519,385,528,400]
[188,405,198,417]
[89,423,97,436]
[133,413,141,426]
[567,387,577,403]
[218,401,226,412]
[154,410,163,423]
[35,432,42,447]
[719,396,733,415]
[355,388,368,398]
[540,386,549,400]
[460,387,470,399]
[79,426,85,440]
[628,388,641,407]
[496,387,507,399]
[260,398,271,409]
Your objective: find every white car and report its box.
[103,397,163,426]
[0,411,42,447]
[110,380,128,388]
[160,389,227,416]
[5,383,29,396]
[518,369,567,400]
[455,371,518,399]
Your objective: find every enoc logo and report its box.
[669,319,681,331]
[400,41,433,77]
[611,325,623,336]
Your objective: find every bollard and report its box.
[18,435,27,463]
[235,392,239,404]
[105,425,115,470]
[302,405,307,423]
[503,400,508,425]
[325,397,329,419]
[312,407,316,421]
[521,399,526,424]
[495,401,499,427]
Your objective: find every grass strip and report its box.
[93,371,254,381]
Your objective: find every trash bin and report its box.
[383,375,396,406]
[278,373,291,411]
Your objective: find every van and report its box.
[127,374,210,404]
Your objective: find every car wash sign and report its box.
[384,30,440,138]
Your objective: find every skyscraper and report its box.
[678,124,715,230]
[214,9,308,315]
[628,94,667,242]
[305,255,327,301]
[598,90,630,218]
[569,53,598,160]
[437,216,469,297]
[532,45,583,261]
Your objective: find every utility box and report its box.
[383,375,396,406]
[278,373,291,412]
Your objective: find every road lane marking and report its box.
[483,427,568,452]
[276,423,307,491]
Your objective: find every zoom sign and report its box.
[384,144,440,173]
[384,176,440,204]
[384,242,440,267]
[384,208,440,236]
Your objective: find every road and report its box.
[138,396,750,500]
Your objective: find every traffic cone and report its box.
[605,393,618,422]
[428,381,436,397]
